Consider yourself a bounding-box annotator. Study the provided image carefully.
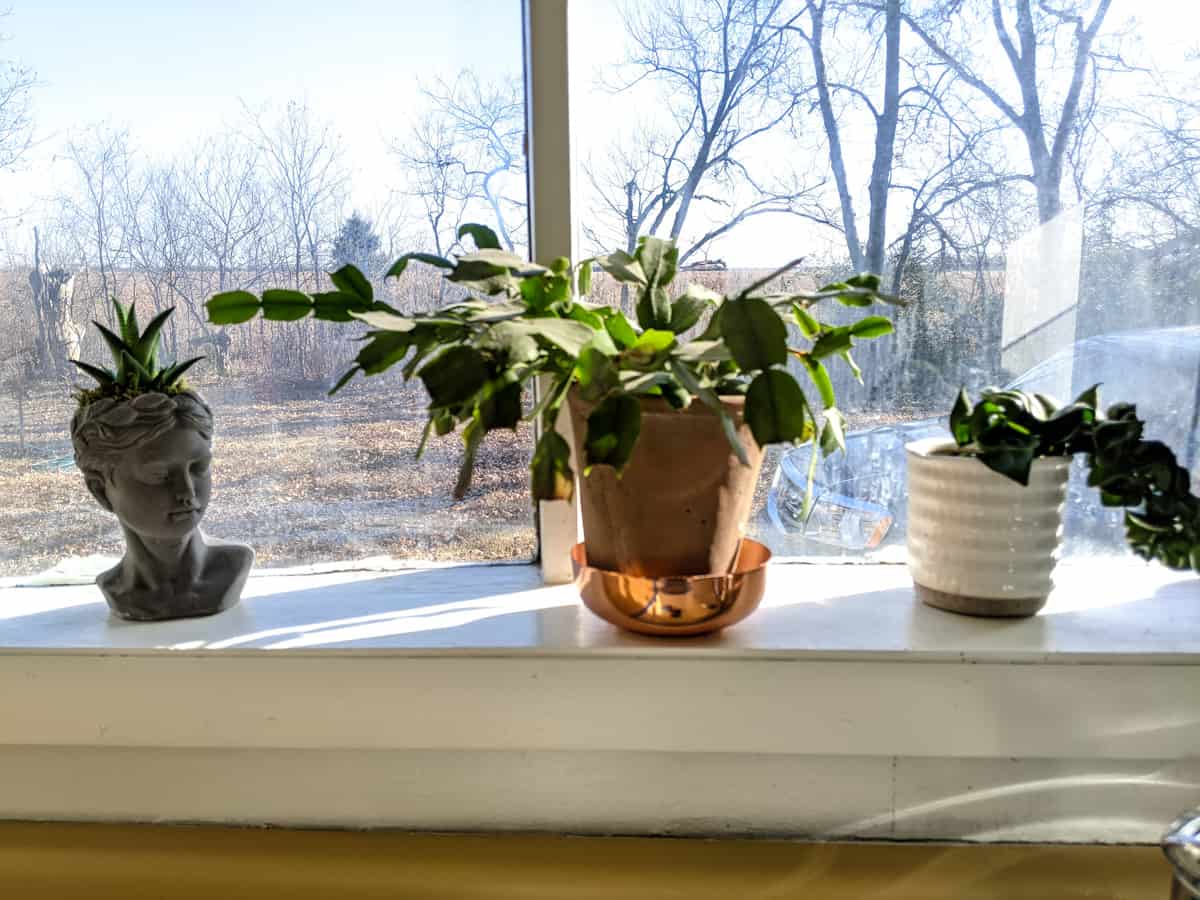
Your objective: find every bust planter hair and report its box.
[907,387,1200,618]
[71,300,253,622]
[206,224,900,635]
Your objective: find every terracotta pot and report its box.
[567,390,763,578]
[905,437,1070,617]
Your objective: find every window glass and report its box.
[0,1,533,580]
[572,0,1200,561]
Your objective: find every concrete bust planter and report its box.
[72,391,254,621]
[69,300,252,622]
[905,437,1070,617]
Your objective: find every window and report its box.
[570,0,1200,563]
[0,0,533,580]
[2,0,1198,581]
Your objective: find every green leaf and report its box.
[577,259,593,296]
[575,346,620,402]
[792,304,820,338]
[520,318,595,356]
[93,322,135,375]
[585,393,642,473]
[604,311,638,349]
[950,388,972,446]
[207,290,262,325]
[530,430,575,503]
[457,223,502,250]
[718,298,788,371]
[329,366,361,395]
[311,291,372,322]
[355,332,414,376]
[118,300,139,346]
[479,321,540,364]
[849,316,893,339]
[675,340,730,364]
[623,329,676,370]
[667,292,713,334]
[156,356,204,389]
[668,360,750,467]
[745,369,809,446]
[478,381,523,432]
[386,252,454,279]
[261,289,313,322]
[810,327,853,360]
[71,359,116,388]
[634,285,670,331]
[121,349,154,388]
[594,250,646,285]
[329,265,373,302]
[419,345,488,408]
[819,407,846,457]
[351,309,417,332]
[636,236,677,287]
[454,417,484,500]
[799,355,835,408]
[846,273,881,291]
[135,307,174,368]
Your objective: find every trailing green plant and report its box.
[206,223,902,503]
[72,300,204,408]
[948,386,1200,572]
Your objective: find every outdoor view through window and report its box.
[2,1,1199,581]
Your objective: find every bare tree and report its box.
[28,224,78,376]
[62,126,135,320]
[587,0,820,264]
[901,0,1115,224]
[394,71,526,255]
[0,11,33,175]
[248,100,347,292]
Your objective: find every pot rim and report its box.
[904,436,1071,472]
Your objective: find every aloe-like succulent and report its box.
[72,299,204,407]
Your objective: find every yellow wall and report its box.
[0,824,1168,899]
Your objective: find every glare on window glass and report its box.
[572,0,1200,562]
[0,1,533,579]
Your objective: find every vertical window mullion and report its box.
[524,0,581,583]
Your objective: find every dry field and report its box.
[0,373,537,578]
[0,368,932,579]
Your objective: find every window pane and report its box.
[572,0,1200,561]
[0,1,533,580]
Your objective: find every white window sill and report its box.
[0,560,1197,842]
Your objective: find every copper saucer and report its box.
[570,539,771,637]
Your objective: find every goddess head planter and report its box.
[72,390,253,621]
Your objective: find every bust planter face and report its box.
[72,391,252,622]
[905,437,1070,618]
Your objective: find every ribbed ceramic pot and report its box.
[905,437,1070,617]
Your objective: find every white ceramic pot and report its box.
[905,437,1070,617]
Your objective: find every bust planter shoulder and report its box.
[70,301,252,622]
[207,224,902,635]
[907,387,1200,618]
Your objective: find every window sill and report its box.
[0,560,1197,842]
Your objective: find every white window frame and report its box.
[525,0,581,583]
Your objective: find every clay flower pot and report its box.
[905,437,1070,617]
[567,391,763,578]
[71,391,253,621]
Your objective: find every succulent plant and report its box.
[948,386,1200,572]
[72,299,204,407]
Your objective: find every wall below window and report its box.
[0,823,1169,899]
[1,560,1197,842]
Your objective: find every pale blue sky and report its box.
[1,2,1195,266]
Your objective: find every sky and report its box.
[0,1,1197,267]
